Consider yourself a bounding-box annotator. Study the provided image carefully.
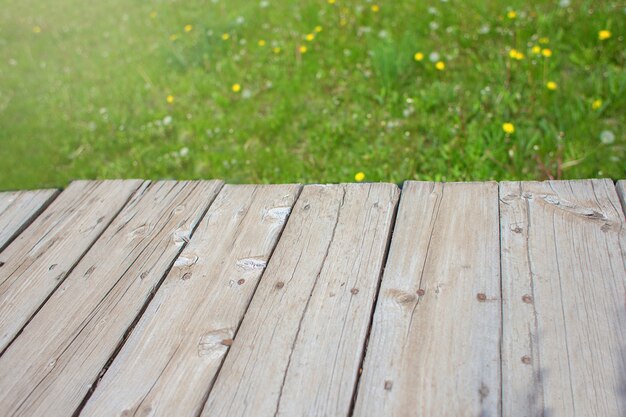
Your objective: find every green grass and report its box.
[0,0,624,189]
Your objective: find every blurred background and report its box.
[0,0,623,190]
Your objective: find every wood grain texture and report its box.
[617,180,626,215]
[0,180,142,352]
[80,184,300,417]
[0,189,59,251]
[500,179,626,417]
[0,180,222,417]
[203,183,399,417]
[353,182,501,417]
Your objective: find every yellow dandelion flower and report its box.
[531,45,541,54]
[414,52,424,62]
[509,49,524,60]
[371,4,380,12]
[355,172,366,182]
[231,83,241,93]
[32,26,41,34]
[299,45,308,54]
[258,39,266,47]
[169,34,179,41]
[149,11,157,18]
[539,37,549,44]
[340,18,348,26]
[184,24,193,33]
[546,81,557,90]
[507,10,517,19]
[305,33,315,41]
[541,48,552,57]
[598,30,611,41]
[502,123,515,134]
[435,61,445,71]
[166,95,174,104]
[315,25,323,33]
[221,33,230,40]
[592,99,602,110]
[328,0,335,4]
[273,46,281,54]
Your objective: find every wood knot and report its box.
[237,279,245,285]
[275,281,285,289]
[303,203,311,211]
[140,271,149,280]
[350,288,359,295]
[197,329,233,358]
[384,380,393,391]
[386,288,417,304]
[522,294,533,304]
[416,289,425,296]
[476,293,487,302]
[521,355,532,365]
[397,293,416,304]
[49,263,57,271]
[511,226,523,234]
[182,272,192,280]
[479,384,489,400]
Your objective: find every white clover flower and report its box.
[600,130,615,144]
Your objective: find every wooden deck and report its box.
[0,179,624,417]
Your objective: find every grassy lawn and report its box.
[0,0,623,190]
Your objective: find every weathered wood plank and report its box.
[0,180,222,417]
[0,180,142,352]
[203,183,399,417]
[353,182,501,417]
[617,180,626,214]
[80,184,300,417]
[0,189,59,251]
[500,179,626,416]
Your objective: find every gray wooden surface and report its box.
[0,180,142,352]
[81,184,299,417]
[0,179,623,417]
[500,179,625,416]
[0,180,222,416]
[204,183,399,417]
[0,189,58,251]
[354,182,501,417]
